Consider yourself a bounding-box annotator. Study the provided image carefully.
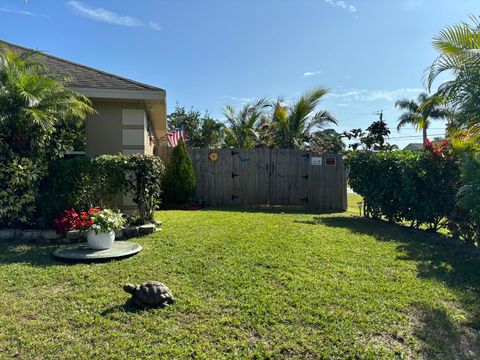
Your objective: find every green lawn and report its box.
[1,210,479,359]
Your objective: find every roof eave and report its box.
[70,87,166,101]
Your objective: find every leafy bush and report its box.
[41,154,165,225]
[454,154,480,244]
[162,139,196,204]
[125,154,165,224]
[40,156,128,220]
[347,150,460,231]
[0,154,46,227]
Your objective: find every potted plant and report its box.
[80,209,125,250]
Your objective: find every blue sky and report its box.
[0,0,478,147]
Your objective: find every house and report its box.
[0,40,168,156]
[1,40,168,212]
[403,143,423,151]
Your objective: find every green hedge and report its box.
[40,154,165,225]
[347,151,460,230]
[0,154,46,227]
[451,154,480,244]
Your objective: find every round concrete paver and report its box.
[53,241,142,261]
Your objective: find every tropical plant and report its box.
[425,15,480,135]
[162,139,196,204]
[0,46,94,227]
[395,92,448,145]
[223,98,270,148]
[308,129,345,154]
[269,88,337,149]
[0,47,94,158]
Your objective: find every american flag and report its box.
[166,125,186,147]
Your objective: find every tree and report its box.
[0,46,94,227]
[269,88,338,149]
[0,47,93,158]
[395,92,448,146]
[223,98,270,148]
[167,105,224,148]
[162,139,196,204]
[342,115,397,151]
[425,16,480,135]
[308,129,345,154]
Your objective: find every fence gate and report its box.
[159,148,347,211]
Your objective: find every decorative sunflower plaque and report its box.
[208,151,219,162]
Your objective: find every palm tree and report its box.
[270,88,337,149]
[0,46,94,156]
[223,98,269,148]
[395,92,448,146]
[425,15,480,134]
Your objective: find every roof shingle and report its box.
[0,40,164,92]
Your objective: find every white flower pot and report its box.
[87,230,115,250]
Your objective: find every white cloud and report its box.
[0,7,49,18]
[148,21,162,31]
[323,0,357,13]
[328,88,424,102]
[67,1,161,31]
[227,96,254,105]
[403,0,423,11]
[302,70,322,78]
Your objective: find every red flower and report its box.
[52,209,81,233]
[424,138,447,158]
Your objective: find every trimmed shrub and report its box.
[125,154,165,223]
[162,139,196,204]
[452,154,480,244]
[40,154,165,225]
[347,150,460,231]
[40,155,128,221]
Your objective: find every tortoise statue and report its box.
[123,281,174,308]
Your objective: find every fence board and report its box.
[158,148,346,211]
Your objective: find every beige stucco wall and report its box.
[85,99,165,212]
[86,101,163,156]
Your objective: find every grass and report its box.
[1,209,480,358]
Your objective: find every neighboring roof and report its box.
[403,143,423,151]
[0,40,164,92]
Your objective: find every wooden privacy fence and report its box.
[158,148,347,211]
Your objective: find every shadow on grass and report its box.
[411,304,480,359]
[101,298,143,315]
[0,241,139,267]
[200,206,343,215]
[0,241,65,267]
[304,215,480,358]
[101,298,173,316]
